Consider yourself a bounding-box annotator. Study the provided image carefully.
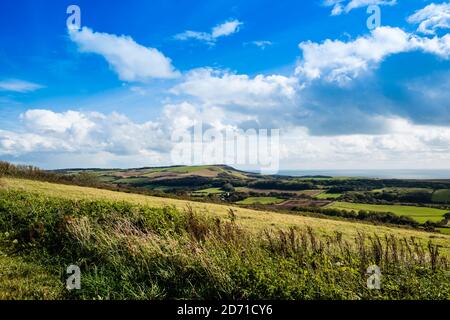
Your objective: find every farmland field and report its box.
[235,187,322,196]
[328,201,448,223]
[237,197,285,205]
[371,187,432,193]
[1,176,450,300]
[315,193,342,200]
[432,189,450,203]
[192,187,224,195]
[2,177,449,250]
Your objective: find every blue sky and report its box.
[0,0,449,170]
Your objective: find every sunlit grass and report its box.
[2,178,449,253]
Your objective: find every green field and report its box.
[0,249,64,300]
[329,201,448,223]
[371,187,432,193]
[315,193,342,200]
[437,228,450,235]
[237,197,285,205]
[192,188,224,195]
[432,189,450,203]
[1,178,449,300]
[5,177,447,246]
[114,177,150,184]
[158,165,216,173]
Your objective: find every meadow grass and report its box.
[315,193,342,200]
[237,197,285,205]
[192,188,224,195]
[0,189,448,300]
[2,178,450,252]
[0,246,64,300]
[329,202,448,224]
[158,165,216,173]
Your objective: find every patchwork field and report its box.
[234,187,322,196]
[192,187,224,195]
[315,193,342,200]
[2,177,449,253]
[237,197,285,205]
[328,201,449,224]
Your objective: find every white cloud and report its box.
[21,109,95,135]
[0,105,227,159]
[174,19,243,45]
[250,41,273,49]
[70,27,180,82]
[174,31,213,42]
[0,79,44,93]
[324,0,397,15]
[280,117,450,169]
[3,106,450,170]
[407,2,450,35]
[412,32,450,57]
[211,20,243,38]
[295,26,450,84]
[171,68,298,108]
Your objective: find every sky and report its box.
[0,0,449,170]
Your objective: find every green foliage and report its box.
[432,190,450,204]
[0,190,448,300]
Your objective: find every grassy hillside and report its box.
[0,251,64,300]
[329,202,448,224]
[3,178,450,250]
[433,189,450,203]
[0,181,449,300]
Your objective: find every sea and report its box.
[275,170,450,180]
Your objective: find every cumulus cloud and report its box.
[69,27,180,82]
[1,109,167,157]
[171,68,298,108]
[0,103,234,158]
[174,19,243,45]
[408,2,450,35]
[324,0,397,15]
[280,116,450,169]
[0,79,44,93]
[4,107,450,170]
[295,26,450,85]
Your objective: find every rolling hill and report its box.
[1,176,449,300]
[2,177,449,250]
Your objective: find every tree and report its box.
[222,183,235,192]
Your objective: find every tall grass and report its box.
[0,190,448,300]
